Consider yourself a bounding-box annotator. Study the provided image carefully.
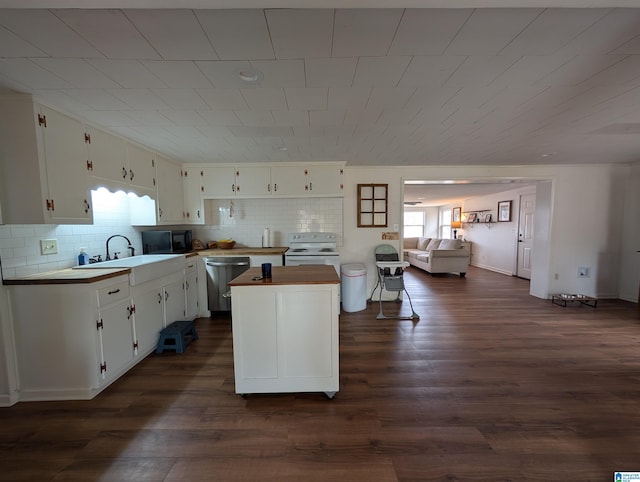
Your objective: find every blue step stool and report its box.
[156,320,199,354]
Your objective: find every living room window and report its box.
[440,208,452,239]
[404,210,425,237]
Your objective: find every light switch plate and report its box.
[40,239,58,255]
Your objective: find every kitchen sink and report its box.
[73,254,185,285]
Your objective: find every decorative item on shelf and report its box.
[484,213,492,223]
[452,207,461,239]
[498,200,512,222]
[467,213,477,223]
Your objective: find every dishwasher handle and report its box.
[206,261,250,267]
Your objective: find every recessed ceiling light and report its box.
[237,69,263,84]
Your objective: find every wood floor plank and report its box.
[0,265,638,481]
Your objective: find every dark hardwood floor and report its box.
[1,266,639,481]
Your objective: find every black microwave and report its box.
[142,230,192,254]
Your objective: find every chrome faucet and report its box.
[106,235,135,261]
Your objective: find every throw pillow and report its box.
[425,239,442,251]
[417,237,431,250]
[439,239,461,249]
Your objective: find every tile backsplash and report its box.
[193,197,343,247]
[0,192,343,279]
[0,189,141,279]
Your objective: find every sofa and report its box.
[403,237,471,277]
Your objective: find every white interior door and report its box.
[517,193,536,279]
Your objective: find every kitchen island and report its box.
[228,265,340,398]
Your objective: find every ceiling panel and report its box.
[0,58,73,89]
[352,56,412,87]
[250,60,305,87]
[0,25,47,57]
[196,9,273,61]
[445,8,542,55]
[556,8,640,55]
[150,88,210,109]
[498,8,608,56]
[88,60,166,88]
[389,9,472,56]
[53,9,161,60]
[125,9,217,60]
[107,88,169,109]
[142,61,213,88]
[305,58,357,88]
[61,88,130,110]
[284,87,327,110]
[197,88,248,110]
[333,9,403,57]
[241,88,287,110]
[266,9,333,59]
[398,56,466,87]
[444,56,520,87]
[32,58,121,88]
[0,9,104,58]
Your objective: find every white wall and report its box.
[342,163,630,301]
[618,161,640,303]
[460,186,535,276]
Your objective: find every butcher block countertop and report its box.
[229,265,339,286]
[195,247,288,256]
[3,267,131,285]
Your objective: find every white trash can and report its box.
[341,263,367,313]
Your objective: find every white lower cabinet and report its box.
[9,264,189,402]
[10,275,132,401]
[131,270,186,352]
[130,283,164,355]
[163,278,186,323]
[185,257,199,320]
[230,283,339,397]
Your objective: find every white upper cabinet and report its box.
[270,164,344,197]
[201,166,236,198]
[182,166,204,224]
[195,163,345,199]
[86,126,128,192]
[306,165,344,196]
[127,143,157,195]
[38,105,94,224]
[270,166,308,197]
[235,166,272,197]
[155,155,185,224]
[0,95,93,224]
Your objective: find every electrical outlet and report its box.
[40,239,58,255]
[577,267,591,278]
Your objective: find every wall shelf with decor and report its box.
[462,210,494,228]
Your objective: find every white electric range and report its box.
[284,232,340,275]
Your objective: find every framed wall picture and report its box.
[467,213,477,223]
[452,206,461,224]
[497,200,512,222]
[484,213,492,223]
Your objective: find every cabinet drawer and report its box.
[97,281,130,307]
[185,258,197,272]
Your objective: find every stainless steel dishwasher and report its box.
[205,256,250,312]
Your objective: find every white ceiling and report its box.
[1,3,640,167]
